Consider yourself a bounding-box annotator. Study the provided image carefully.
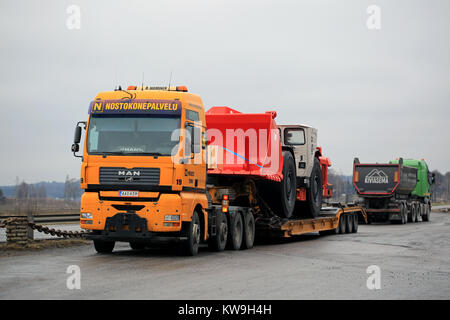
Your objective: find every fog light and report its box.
[81,220,93,225]
[164,215,180,221]
[164,222,173,227]
[81,213,92,219]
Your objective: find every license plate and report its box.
[119,190,139,197]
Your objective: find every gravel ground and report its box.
[0,210,449,299]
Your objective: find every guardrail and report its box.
[0,213,80,224]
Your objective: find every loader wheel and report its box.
[94,240,115,254]
[345,214,353,233]
[227,213,243,250]
[242,212,255,250]
[275,151,297,218]
[129,242,146,250]
[182,211,201,256]
[208,212,228,252]
[302,157,323,218]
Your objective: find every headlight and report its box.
[81,212,92,219]
[164,215,180,221]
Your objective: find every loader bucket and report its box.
[205,106,283,181]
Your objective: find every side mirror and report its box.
[74,126,82,144]
[72,121,86,159]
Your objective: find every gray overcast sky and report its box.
[0,0,449,185]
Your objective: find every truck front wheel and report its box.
[182,211,201,256]
[94,240,115,254]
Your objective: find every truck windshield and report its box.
[87,115,180,156]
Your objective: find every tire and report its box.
[273,151,297,218]
[129,242,146,250]
[227,213,243,250]
[338,215,346,234]
[422,204,430,222]
[407,204,413,223]
[401,203,407,224]
[345,214,352,234]
[94,240,115,254]
[352,213,359,233]
[208,212,228,252]
[182,211,201,256]
[302,157,323,218]
[242,212,255,250]
[413,204,419,223]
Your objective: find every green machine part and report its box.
[390,158,432,198]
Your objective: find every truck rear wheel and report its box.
[208,212,228,252]
[182,211,201,256]
[242,212,255,249]
[401,203,407,224]
[94,240,115,254]
[407,205,413,223]
[227,213,243,250]
[422,204,430,222]
[413,204,419,223]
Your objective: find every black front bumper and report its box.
[86,213,186,242]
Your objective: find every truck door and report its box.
[183,109,205,191]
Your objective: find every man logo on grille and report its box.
[365,169,388,184]
[118,170,141,176]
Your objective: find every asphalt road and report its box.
[1,211,449,300]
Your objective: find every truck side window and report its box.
[184,125,193,156]
[186,110,199,122]
[285,129,305,145]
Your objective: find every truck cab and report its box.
[72,86,209,255]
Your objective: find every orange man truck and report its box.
[72,85,365,255]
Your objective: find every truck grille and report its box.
[99,167,160,186]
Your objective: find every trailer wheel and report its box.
[242,212,255,249]
[181,211,201,256]
[208,212,228,252]
[94,240,115,254]
[227,213,243,250]
[129,242,146,250]
[338,215,346,234]
[345,214,352,233]
[352,213,359,233]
